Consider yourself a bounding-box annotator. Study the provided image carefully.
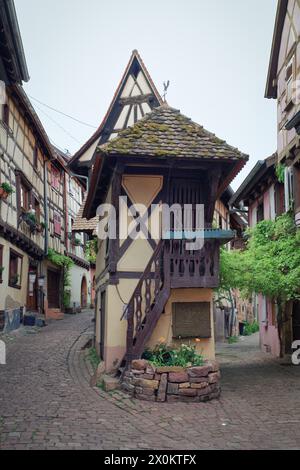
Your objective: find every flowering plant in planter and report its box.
[9,274,19,286]
[143,342,204,368]
[21,211,38,233]
[72,237,82,247]
[0,182,14,199]
[36,221,46,233]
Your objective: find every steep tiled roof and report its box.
[99,104,248,161]
[72,196,98,234]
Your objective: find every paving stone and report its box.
[1,313,300,450]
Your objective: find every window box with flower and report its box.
[0,182,14,200]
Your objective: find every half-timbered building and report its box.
[82,103,248,372]
[230,154,289,356]
[266,0,300,227]
[0,82,56,330]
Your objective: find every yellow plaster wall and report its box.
[103,279,139,372]
[0,237,29,311]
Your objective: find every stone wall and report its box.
[122,359,221,403]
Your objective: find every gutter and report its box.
[229,160,265,207]
[43,161,49,256]
[3,0,29,82]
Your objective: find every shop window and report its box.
[9,249,23,289]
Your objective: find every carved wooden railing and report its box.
[125,240,170,366]
[165,239,220,289]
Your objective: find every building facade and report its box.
[230,155,287,357]
[266,0,300,227]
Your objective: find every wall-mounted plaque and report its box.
[172,302,211,339]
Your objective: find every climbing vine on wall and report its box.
[276,163,285,184]
[47,249,74,308]
[84,238,98,264]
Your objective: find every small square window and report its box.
[9,249,23,289]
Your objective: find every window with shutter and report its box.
[54,212,62,237]
[51,166,60,191]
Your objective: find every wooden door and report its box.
[81,277,87,308]
[27,266,38,312]
[47,269,61,309]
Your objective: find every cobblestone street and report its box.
[0,311,300,450]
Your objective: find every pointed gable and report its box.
[68,50,163,175]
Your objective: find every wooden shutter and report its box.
[54,212,62,236]
[51,166,60,191]
[172,302,211,339]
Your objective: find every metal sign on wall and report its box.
[172,302,211,339]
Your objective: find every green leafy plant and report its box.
[220,213,300,357]
[276,163,285,184]
[143,343,204,368]
[243,321,260,336]
[228,336,239,344]
[85,238,98,264]
[0,266,4,275]
[1,182,14,195]
[10,274,19,286]
[73,237,82,246]
[88,347,100,371]
[22,212,37,227]
[47,249,74,309]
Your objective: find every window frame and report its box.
[8,249,23,289]
[53,211,62,237]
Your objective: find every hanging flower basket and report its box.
[0,183,14,200]
[21,212,38,233]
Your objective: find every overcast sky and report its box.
[15,0,277,189]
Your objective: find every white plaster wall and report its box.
[69,264,91,308]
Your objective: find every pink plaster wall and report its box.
[258,295,281,358]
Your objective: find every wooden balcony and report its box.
[164,229,235,289]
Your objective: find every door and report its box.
[293,301,300,341]
[81,277,87,308]
[27,266,38,312]
[100,290,106,360]
[47,269,61,309]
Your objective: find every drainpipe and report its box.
[64,171,69,254]
[70,172,89,192]
[43,161,49,256]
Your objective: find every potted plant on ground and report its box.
[0,182,14,200]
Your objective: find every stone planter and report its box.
[122,359,221,403]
